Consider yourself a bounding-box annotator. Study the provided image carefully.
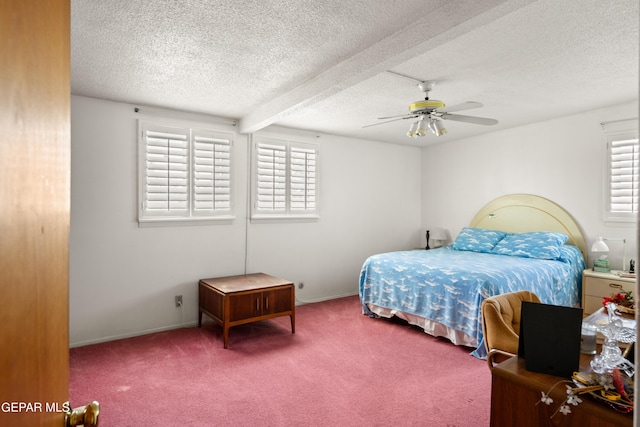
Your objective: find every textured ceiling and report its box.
[71,0,639,146]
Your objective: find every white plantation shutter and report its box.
[139,121,234,223]
[193,131,232,214]
[144,127,190,215]
[608,136,639,217]
[290,146,317,211]
[256,142,287,212]
[252,137,319,219]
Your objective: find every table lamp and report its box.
[430,227,448,248]
[591,236,610,272]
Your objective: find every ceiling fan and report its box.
[364,80,498,138]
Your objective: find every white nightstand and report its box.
[582,269,636,315]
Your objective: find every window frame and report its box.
[138,120,235,226]
[604,123,639,224]
[251,135,319,221]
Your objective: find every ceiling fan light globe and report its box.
[406,121,419,138]
[433,119,447,136]
[416,118,429,137]
[427,119,436,134]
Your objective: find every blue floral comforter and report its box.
[359,245,584,358]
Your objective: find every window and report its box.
[252,136,318,219]
[605,122,639,222]
[139,121,234,224]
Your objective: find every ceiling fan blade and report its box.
[362,116,416,128]
[441,113,498,126]
[377,112,416,120]
[438,101,483,113]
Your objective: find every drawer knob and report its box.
[609,283,623,290]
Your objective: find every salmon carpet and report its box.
[69,295,491,426]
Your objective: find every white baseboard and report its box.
[295,291,358,305]
[69,320,198,348]
[70,293,359,348]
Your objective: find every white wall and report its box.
[69,95,422,346]
[421,101,638,270]
[70,96,637,346]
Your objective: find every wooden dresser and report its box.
[198,273,295,348]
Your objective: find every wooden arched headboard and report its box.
[469,194,587,259]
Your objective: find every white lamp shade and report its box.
[591,236,610,253]
[430,227,447,241]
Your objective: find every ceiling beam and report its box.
[238,0,533,134]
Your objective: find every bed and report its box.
[359,194,587,358]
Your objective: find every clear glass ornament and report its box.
[590,302,635,375]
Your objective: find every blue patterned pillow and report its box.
[491,231,569,260]
[451,227,507,253]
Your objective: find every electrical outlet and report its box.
[175,295,183,307]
